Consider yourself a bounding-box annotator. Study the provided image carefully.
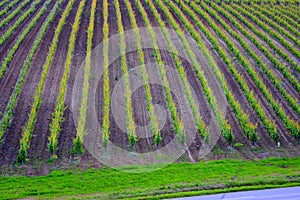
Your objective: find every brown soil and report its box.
[161,0,298,155]
[0,0,45,60]
[0,0,69,166]
[28,0,92,162]
[0,0,31,36]
[229,4,300,66]
[0,0,299,173]
[0,1,56,115]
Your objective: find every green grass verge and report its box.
[0,157,300,199]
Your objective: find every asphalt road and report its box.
[172,186,300,200]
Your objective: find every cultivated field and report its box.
[0,0,299,169]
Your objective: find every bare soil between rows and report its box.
[0,0,299,175]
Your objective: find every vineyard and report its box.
[0,0,299,168]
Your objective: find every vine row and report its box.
[230,3,300,59]
[16,0,75,163]
[124,0,162,144]
[0,0,53,79]
[192,1,300,138]
[180,0,279,141]
[0,0,43,45]
[0,0,63,141]
[1,0,29,29]
[48,0,86,156]
[157,0,236,145]
[201,2,300,116]
[221,3,300,73]
[134,0,186,142]
[242,3,300,46]
[253,3,300,38]
[114,0,137,146]
[0,0,21,18]
[101,0,110,146]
